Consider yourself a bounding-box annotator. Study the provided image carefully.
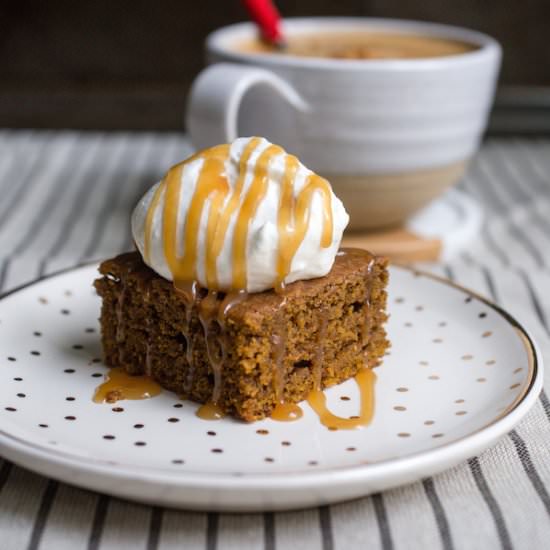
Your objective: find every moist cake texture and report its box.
[94,249,389,421]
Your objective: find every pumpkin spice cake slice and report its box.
[94,136,389,422]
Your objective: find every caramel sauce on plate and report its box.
[98,140,377,430]
[271,402,303,422]
[93,367,162,403]
[196,401,226,420]
[307,369,376,430]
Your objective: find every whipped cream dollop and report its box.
[131,137,349,293]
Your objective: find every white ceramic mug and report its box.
[186,17,501,230]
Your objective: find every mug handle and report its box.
[185,62,309,149]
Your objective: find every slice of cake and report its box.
[94,136,389,422]
[94,249,388,421]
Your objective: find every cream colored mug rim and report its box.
[207,17,501,71]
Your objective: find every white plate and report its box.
[0,264,542,511]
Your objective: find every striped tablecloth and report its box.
[1,131,549,550]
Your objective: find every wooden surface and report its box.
[342,228,442,263]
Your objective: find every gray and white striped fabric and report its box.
[1,131,549,550]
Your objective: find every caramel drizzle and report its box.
[269,290,303,421]
[143,288,153,376]
[307,369,376,430]
[312,307,329,390]
[302,297,376,431]
[142,138,335,417]
[93,367,162,404]
[144,138,333,292]
[115,283,126,365]
[174,281,200,394]
[275,156,333,288]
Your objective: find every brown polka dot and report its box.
[340,396,350,401]
[424,420,435,426]
[167,417,179,423]
[64,415,76,421]
[134,424,144,429]
[16,393,25,398]
[91,373,102,378]
[33,331,42,337]
[281,441,291,446]
[256,429,269,435]
[404,322,413,328]
[455,399,465,404]
[64,290,73,297]
[396,387,409,392]
[395,297,405,303]
[462,354,473,361]
[432,433,445,439]
[513,368,523,374]
[477,377,487,383]
[173,403,183,408]
[397,432,411,438]
[207,431,216,436]
[433,338,443,343]
[419,361,429,366]
[264,457,274,463]
[456,411,467,416]
[482,331,492,338]
[65,397,75,401]
[72,344,83,350]
[39,297,48,304]
[103,435,115,440]
[393,406,407,411]
[346,447,357,452]
[486,360,496,365]
[415,306,424,311]
[5,407,16,412]
[479,312,487,318]
[308,461,318,466]
[64,369,75,373]
[30,351,41,356]
[510,383,521,390]
[61,309,70,315]
[172,459,184,465]
[438,321,447,327]
[91,358,101,363]
[13,377,22,381]
[85,327,95,333]
[428,375,440,380]
[465,296,473,303]
[211,448,223,453]
[38,424,48,428]
[134,441,146,446]
[112,407,124,412]
[7,357,16,362]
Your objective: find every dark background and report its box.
[2,0,550,132]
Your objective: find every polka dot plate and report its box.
[0,264,542,511]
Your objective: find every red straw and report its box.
[241,0,285,46]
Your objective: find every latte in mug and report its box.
[235,31,477,60]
